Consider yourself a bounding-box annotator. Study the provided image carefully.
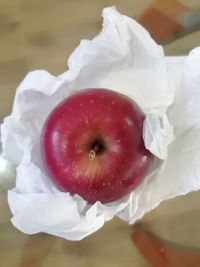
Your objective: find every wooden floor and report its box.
[1,0,200,266]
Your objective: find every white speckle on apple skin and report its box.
[110,144,121,153]
[124,117,134,126]
[105,117,111,124]
[61,145,67,153]
[76,148,83,154]
[90,100,94,104]
[64,166,70,173]
[75,170,82,178]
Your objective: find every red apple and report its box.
[41,88,153,204]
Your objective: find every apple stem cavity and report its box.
[89,139,105,160]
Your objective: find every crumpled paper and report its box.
[1,7,200,241]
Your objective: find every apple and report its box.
[41,88,153,204]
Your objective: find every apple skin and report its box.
[41,88,153,204]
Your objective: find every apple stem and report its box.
[89,150,96,160]
[89,144,100,160]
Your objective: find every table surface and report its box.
[1,1,200,267]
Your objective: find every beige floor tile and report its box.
[0,0,26,62]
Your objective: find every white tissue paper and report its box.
[1,7,200,240]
